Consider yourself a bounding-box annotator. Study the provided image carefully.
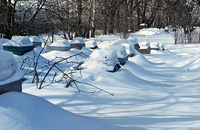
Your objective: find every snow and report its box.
[135,28,167,36]
[29,36,42,43]
[0,92,133,130]
[82,49,119,71]
[50,39,69,47]
[85,40,97,48]
[105,45,128,58]
[1,28,200,130]
[70,37,85,44]
[128,37,138,44]
[112,39,136,55]
[139,41,150,48]
[3,36,33,47]
[150,42,159,48]
[0,39,9,50]
[0,50,23,85]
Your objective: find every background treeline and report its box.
[0,0,200,41]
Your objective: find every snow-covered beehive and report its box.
[159,43,165,50]
[128,37,140,51]
[85,40,98,49]
[112,39,136,57]
[106,45,128,65]
[138,41,151,54]
[0,50,24,94]
[70,37,85,50]
[150,42,159,50]
[46,39,70,52]
[29,36,42,47]
[3,36,34,55]
[81,49,120,72]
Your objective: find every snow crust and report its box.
[3,36,33,47]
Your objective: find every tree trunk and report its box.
[75,0,83,37]
[90,0,95,37]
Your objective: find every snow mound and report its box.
[0,50,23,85]
[130,53,164,66]
[135,28,167,36]
[70,37,85,44]
[50,39,69,47]
[159,43,165,50]
[82,49,119,71]
[106,45,128,58]
[139,41,150,48]
[85,40,97,48]
[29,36,42,43]
[3,36,33,47]
[150,42,159,48]
[0,92,133,130]
[0,39,9,50]
[112,39,136,55]
[128,37,138,44]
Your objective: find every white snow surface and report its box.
[0,92,133,130]
[2,28,200,130]
[50,39,69,47]
[70,37,85,44]
[3,36,33,47]
[106,45,128,58]
[29,36,42,43]
[85,40,97,48]
[0,39,9,49]
[0,50,23,85]
[135,28,167,36]
[128,37,138,44]
[139,41,150,48]
[150,42,159,48]
[112,39,136,55]
[82,49,119,71]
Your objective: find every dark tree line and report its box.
[0,0,199,40]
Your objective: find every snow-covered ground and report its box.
[1,28,200,130]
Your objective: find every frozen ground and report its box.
[1,28,200,130]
